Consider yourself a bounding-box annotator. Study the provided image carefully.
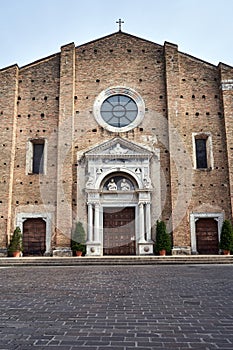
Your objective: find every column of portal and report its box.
[87,203,93,242]
[139,202,146,242]
[94,203,100,242]
[145,202,151,241]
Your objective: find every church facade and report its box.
[0,30,233,256]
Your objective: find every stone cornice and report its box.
[221,80,233,91]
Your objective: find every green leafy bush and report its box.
[8,227,23,254]
[71,222,86,254]
[154,220,171,254]
[219,220,233,252]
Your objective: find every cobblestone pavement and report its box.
[0,265,233,350]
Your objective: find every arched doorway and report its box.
[23,218,46,256]
[196,218,219,254]
[84,137,157,256]
[102,174,137,256]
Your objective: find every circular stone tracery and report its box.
[113,104,125,117]
[100,95,138,128]
[93,87,145,133]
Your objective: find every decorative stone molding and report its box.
[221,80,233,91]
[85,136,154,159]
[110,143,128,155]
[84,137,155,192]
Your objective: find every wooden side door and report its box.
[23,218,46,256]
[196,218,219,254]
[103,207,135,255]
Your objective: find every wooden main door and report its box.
[23,218,46,256]
[103,207,135,255]
[196,218,219,254]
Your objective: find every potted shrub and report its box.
[154,220,171,256]
[219,220,233,255]
[71,221,86,256]
[8,226,23,257]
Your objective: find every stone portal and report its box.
[82,137,160,256]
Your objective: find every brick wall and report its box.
[0,65,18,247]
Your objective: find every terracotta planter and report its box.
[159,249,166,256]
[223,250,231,255]
[75,251,83,257]
[12,251,21,257]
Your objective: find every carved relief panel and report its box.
[84,137,157,193]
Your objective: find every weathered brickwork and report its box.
[0,65,18,249]
[0,31,232,256]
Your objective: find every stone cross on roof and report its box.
[116,18,124,32]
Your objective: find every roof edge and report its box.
[76,31,163,49]
[0,63,19,73]
[179,51,219,68]
[20,52,60,70]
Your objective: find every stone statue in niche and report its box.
[107,178,117,191]
[120,178,131,191]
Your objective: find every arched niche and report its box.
[101,172,138,192]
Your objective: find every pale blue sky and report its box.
[0,0,233,68]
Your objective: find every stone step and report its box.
[0,255,233,266]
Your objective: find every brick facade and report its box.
[0,31,232,256]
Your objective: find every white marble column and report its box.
[192,217,199,253]
[139,202,146,242]
[87,203,93,242]
[145,202,151,241]
[94,203,100,242]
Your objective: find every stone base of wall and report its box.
[44,251,53,257]
[172,246,192,255]
[86,243,102,256]
[53,247,73,257]
[0,248,7,257]
[138,242,154,255]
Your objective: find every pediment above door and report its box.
[82,137,159,192]
[84,137,153,159]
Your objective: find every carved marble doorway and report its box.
[83,137,159,256]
